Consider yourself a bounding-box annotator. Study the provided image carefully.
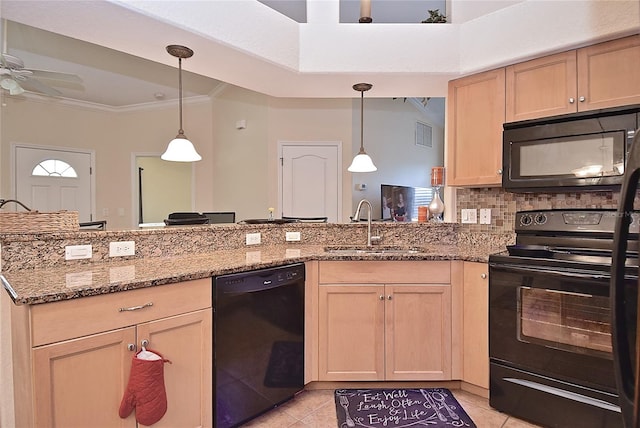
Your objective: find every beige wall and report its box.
[211,86,270,222]
[267,96,354,221]
[1,97,214,229]
[1,88,444,228]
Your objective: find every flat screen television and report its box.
[381,184,432,222]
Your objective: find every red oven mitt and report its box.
[119,348,172,426]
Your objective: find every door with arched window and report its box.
[14,146,93,222]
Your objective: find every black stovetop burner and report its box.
[491,209,640,272]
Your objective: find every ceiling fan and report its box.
[1,18,83,97]
[0,52,82,97]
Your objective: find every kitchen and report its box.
[1,1,640,427]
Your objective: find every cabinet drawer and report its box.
[30,278,211,346]
[319,261,450,284]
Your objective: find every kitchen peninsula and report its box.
[0,221,509,427]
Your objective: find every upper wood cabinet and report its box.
[506,35,640,122]
[446,68,506,187]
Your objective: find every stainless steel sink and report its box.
[324,246,423,255]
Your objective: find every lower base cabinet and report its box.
[462,261,489,389]
[317,261,452,381]
[11,279,212,428]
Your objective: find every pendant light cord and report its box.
[178,57,184,135]
[359,90,365,153]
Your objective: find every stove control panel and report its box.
[516,209,640,234]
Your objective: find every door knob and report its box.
[481,273,487,279]
[127,343,136,351]
[579,96,586,102]
[569,97,575,104]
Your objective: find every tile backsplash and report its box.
[456,188,620,233]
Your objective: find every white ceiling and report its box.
[1,0,638,105]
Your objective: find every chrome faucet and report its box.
[353,199,381,247]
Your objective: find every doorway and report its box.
[13,145,94,222]
[134,155,193,225]
[278,142,342,223]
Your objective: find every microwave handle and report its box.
[612,127,640,427]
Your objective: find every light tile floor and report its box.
[240,388,544,427]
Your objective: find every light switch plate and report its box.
[246,233,261,245]
[286,231,301,241]
[65,244,93,260]
[461,209,478,224]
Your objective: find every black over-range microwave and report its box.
[502,105,640,192]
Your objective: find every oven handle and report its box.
[612,127,640,428]
[490,263,610,280]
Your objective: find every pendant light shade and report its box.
[161,45,202,162]
[348,83,377,173]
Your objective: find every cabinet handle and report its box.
[579,96,585,102]
[387,295,392,300]
[141,339,149,348]
[497,169,503,175]
[118,302,153,312]
[379,295,384,300]
[569,97,575,104]
[481,273,487,279]
[127,343,136,352]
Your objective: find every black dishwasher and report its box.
[214,263,305,428]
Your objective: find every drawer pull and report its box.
[118,302,153,312]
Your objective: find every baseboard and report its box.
[305,380,462,391]
[460,381,489,398]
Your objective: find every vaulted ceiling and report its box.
[1,0,638,102]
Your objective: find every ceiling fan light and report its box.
[348,152,377,172]
[161,134,202,162]
[1,77,24,95]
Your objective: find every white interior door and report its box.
[14,146,93,222]
[279,142,341,223]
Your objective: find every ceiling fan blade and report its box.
[19,77,62,97]
[0,53,24,69]
[27,69,82,83]
[10,69,33,79]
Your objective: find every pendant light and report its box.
[161,45,202,162]
[348,83,377,172]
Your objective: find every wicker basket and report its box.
[0,210,79,233]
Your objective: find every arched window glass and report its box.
[31,159,78,178]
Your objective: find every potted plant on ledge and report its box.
[421,9,447,23]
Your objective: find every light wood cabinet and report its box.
[462,262,489,390]
[11,279,212,428]
[506,35,640,122]
[446,68,506,187]
[317,261,452,381]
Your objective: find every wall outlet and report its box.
[461,209,478,224]
[65,244,93,260]
[480,208,492,225]
[246,232,261,245]
[109,241,135,257]
[286,231,301,242]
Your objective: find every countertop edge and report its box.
[3,247,500,306]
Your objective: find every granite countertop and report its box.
[1,243,502,306]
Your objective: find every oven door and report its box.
[489,262,636,391]
[489,261,636,427]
